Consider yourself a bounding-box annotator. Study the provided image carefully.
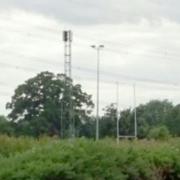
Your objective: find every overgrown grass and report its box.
[0,136,180,180]
[0,135,54,157]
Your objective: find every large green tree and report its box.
[6,71,94,137]
[135,100,173,138]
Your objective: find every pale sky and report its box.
[1,0,180,115]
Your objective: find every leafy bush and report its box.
[0,136,180,179]
[148,126,171,140]
[0,135,53,157]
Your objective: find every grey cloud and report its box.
[0,0,180,24]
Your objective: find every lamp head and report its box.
[91,45,96,49]
[99,45,104,48]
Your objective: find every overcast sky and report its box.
[1,0,180,115]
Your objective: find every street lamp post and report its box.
[133,84,137,138]
[59,93,63,138]
[116,82,119,144]
[91,45,104,140]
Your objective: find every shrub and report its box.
[147,126,171,140]
[0,136,179,179]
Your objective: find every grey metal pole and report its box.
[116,82,120,144]
[133,84,137,138]
[60,100,63,138]
[91,45,104,140]
[96,48,100,140]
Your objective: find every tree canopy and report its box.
[2,71,180,139]
[99,100,180,138]
[6,71,94,137]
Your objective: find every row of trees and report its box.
[0,71,180,138]
[99,100,179,139]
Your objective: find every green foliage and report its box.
[0,136,180,179]
[0,135,53,157]
[0,116,14,135]
[137,100,173,126]
[100,103,117,138]
[119,108,134,136]
[134,100,173,138]
[101,100,180,138]
[6,71,94,137]
[4,70,180,139]
[166,104,180,136]
[148,126,171,140]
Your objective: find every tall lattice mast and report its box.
[63,30,74,138]
[63,30,72,78]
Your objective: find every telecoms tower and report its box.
[63,30,74,138]
[63,30,72,78]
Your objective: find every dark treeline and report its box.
[99,100,178,139]
[0,71,180,139]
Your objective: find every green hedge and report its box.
[0,137,180,179]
